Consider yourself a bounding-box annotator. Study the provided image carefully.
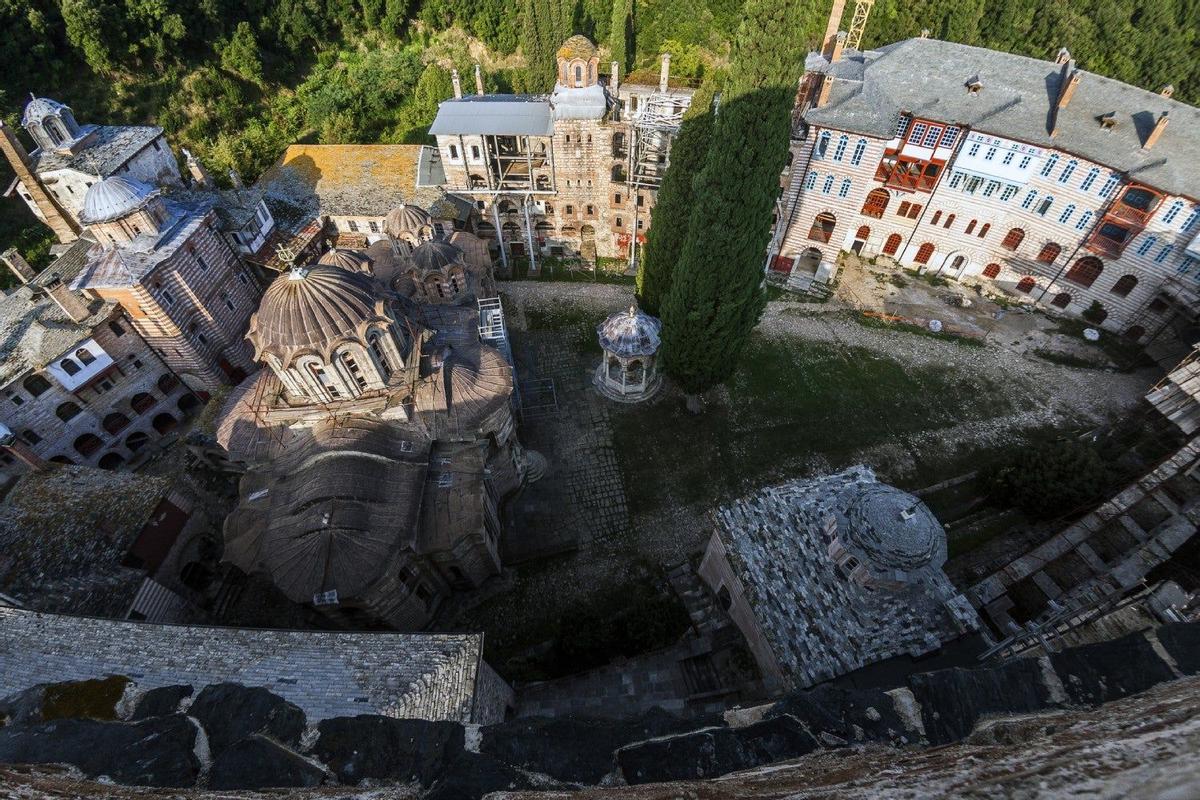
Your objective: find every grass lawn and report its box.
[611,334,1016,515]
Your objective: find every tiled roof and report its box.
[0,235,113,386]
[0,467,172,616]
[714,465,978,689]
[806,38,1200,198]
[0,606,487,723]
[31,125,163,177]
[257,144,444,218]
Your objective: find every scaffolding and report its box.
[626,93,689,270]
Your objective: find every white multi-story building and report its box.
[771,29,1200,343]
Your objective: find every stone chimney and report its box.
[659,53,671,92]
[1,248,36,284]
[228,169,244,190]
[182,148,213,189]
[42,274,90,323]
[1143,111,1169,150]
[822,0,847,59]
[451,69,462,99]
[1057,64,1080,109]
[611,61,620,94]
[0,426,47,472]
[474,64,485,96]
[1161,84,1175,99]
[1055,47,1072,65]
[0,120,79,245]
[830,31,847,64]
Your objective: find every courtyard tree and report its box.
[636,85,714,317]
[986,439,1112,520]
[658,0,808,404]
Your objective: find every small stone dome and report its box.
[248,265,385,362]
[317,247,372,273]
[840,483,946,572]
[409,239,463,273]
[557,35,598,61]
[80,176,157,225]
[21,97,69,128]
[384,204,433,240]
[597,306,662,358]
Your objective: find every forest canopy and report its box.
[1,0,1198,261]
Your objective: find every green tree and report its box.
[220,21,264,85]
[987,439,1112,520]
[658,0,809,400]
[636,85,713,316]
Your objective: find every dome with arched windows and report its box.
[80,176,158,225]
[317,247,372,273]
[384,204,434,242]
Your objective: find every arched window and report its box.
[807,212,836,243]
[982,263,1001,279]
[75,348,96,366]
[73,433,102,457]
[1064,256,1104,288]
[832,134,848,161]
[23,374,50,397]
[1110,274,1138,297]
[914,242,935,264]
[883,233,902,256]
[130,393,155,415]
[850,138,867,165]
[1016,276,1036,293]
[56,401,81,421]
[861,189,889,218]
[855,225,871,240]
[368,331,392,380]
[59,358,81,376]
[102,412,130,434]
[1001,228,1025,250]
[1037,242,1062,263]
[1051,292,1072,308]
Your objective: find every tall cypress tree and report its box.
[636,85,714,317]
[658,0,808,399]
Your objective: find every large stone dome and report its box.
[383,204,433,240]
[80,176,157,225]
[248,265,388,363]
[409,239,463,273]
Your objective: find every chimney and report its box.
[474,64,485,96]
[659,53,671,92]
[1160,84,1175,99]
[1,248,36,284]
[816,76,835,109]
[0,427,47,472]
[1055,47,1071,65]
[451,69,462,99]
[830,31,847,64]
[1057,64,1080,109]
[0,120,79,245]
[43,274,90,323]
[611,61,620,94]
[822,0,848,58]
[1143,111,1169,150]
[182,147,213,189]
[228,169,244,190]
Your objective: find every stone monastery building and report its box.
[772,7,1200,342]
[429,36,695,267]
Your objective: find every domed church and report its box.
[215,203,535,631]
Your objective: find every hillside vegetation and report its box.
[1,0,1197,264]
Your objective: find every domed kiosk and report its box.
[594,305,663,402]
